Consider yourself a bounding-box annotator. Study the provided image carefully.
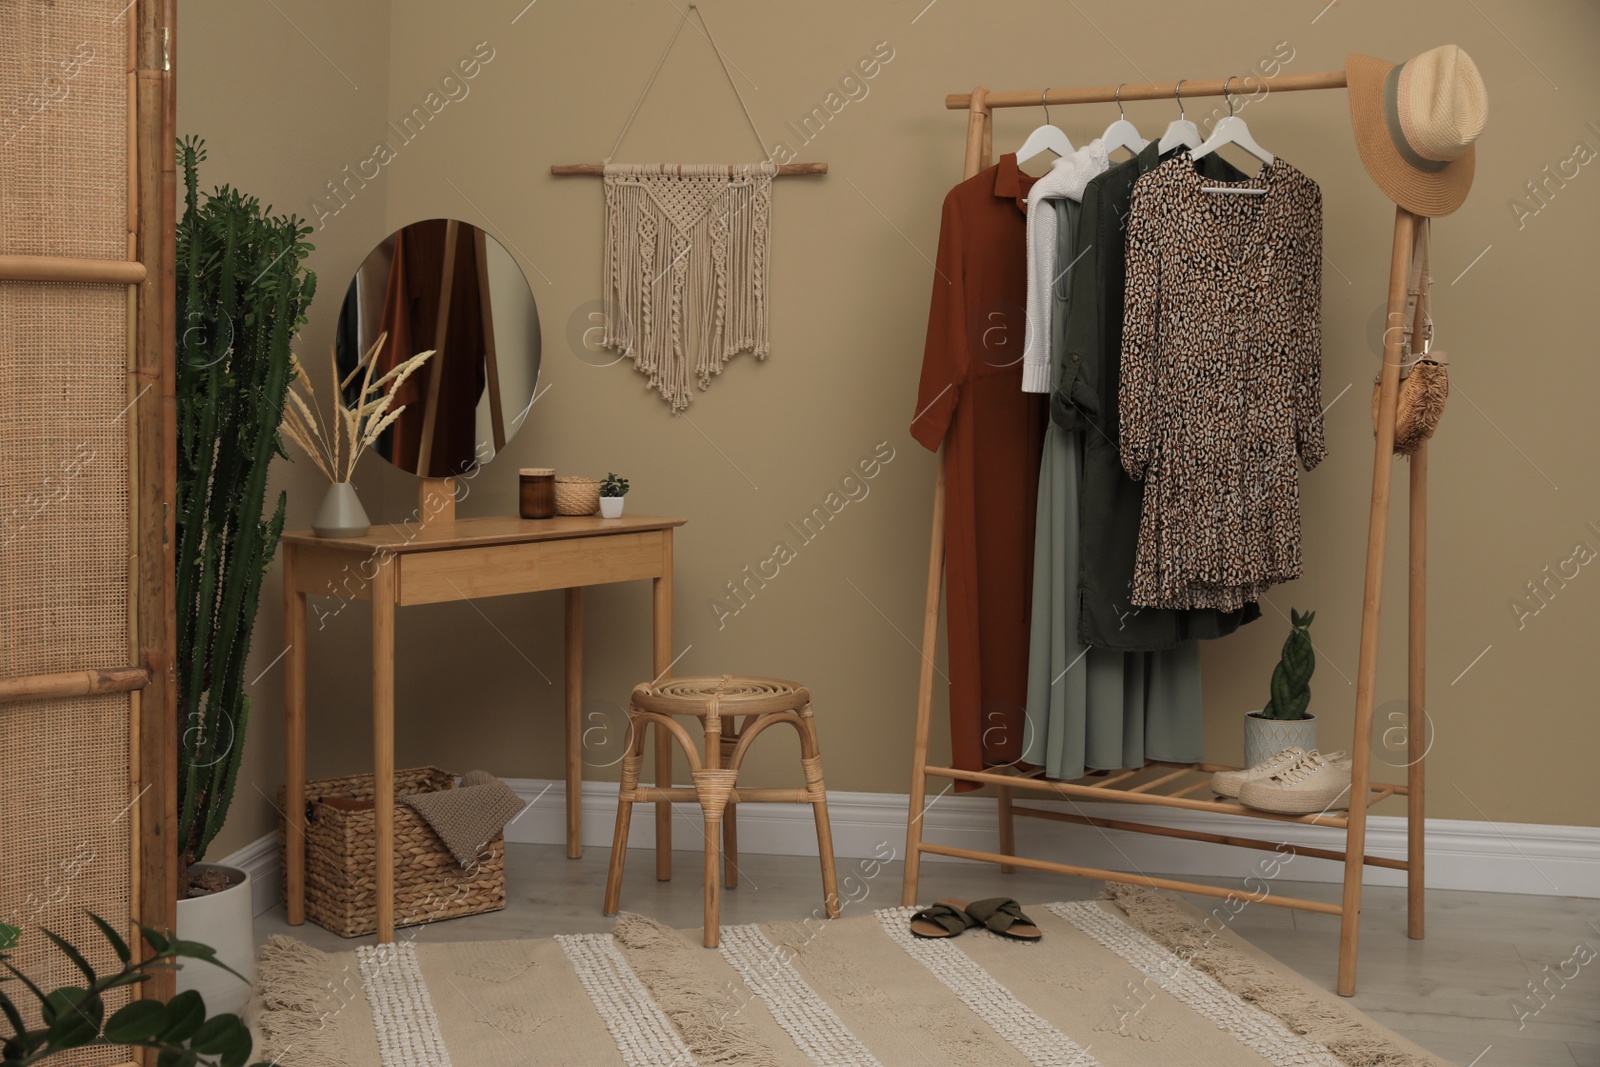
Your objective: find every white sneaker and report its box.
[1239,750,1354,815]
[1211,746,1306,799]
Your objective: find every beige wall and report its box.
[187,0,1600,858]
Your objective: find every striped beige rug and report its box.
[253,884,1450,1066]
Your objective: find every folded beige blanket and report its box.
[402,769,525,868]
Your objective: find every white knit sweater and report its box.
[1022,140,1111,393]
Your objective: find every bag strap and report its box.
[1398,220,1444,378]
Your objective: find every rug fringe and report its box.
[612,912,779,1066]
[254,934,354,1067]
[1101,884,1443,1067]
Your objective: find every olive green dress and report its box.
[1020,144,1211,780]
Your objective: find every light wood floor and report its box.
[256,843,1600,1066]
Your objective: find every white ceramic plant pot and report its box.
[1243,711,1317,769]
[174,864,255,1016]
[599,496,625,519]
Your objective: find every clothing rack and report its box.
[901,72,1430,998]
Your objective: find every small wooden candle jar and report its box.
[519,468,556,519]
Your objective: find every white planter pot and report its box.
[1243,711,1317,769]
[174,864,255,1016]
[599,496,625,519]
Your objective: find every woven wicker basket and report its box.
[277,766,506,937]
[555,476,600,516]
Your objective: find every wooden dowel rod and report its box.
[1126,768,1194,794]
[0,666,149,705]
[923,763,1353,827]
[1089,768,1142,788]
[917,842,1346,915]
[1338,205,1419,998]
[1408,440,1429,940]
[0,254,148,285]
[902,445,949,906]
[550,162,828,176]
[1010,804,1411,871]
[633,787,704,803]
[947,70,1348,111]
[726,787,812,803]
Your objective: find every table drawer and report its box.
[397,530,666,604]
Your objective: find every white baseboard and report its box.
[218,830,282,919]
[219,778,1600,916]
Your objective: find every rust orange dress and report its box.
[911,154,1048,775]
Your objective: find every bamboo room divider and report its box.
[0,1,176,1062]
[901,73,1431,998]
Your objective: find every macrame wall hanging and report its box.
[553,4,826,412]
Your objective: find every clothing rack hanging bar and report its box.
[550,162,828,176]
[903,71,1430,1001]
[945,70,1348,111]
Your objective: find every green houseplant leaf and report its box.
[173,137,316,882]
[0,912,277,1065]
[1260,609,1316,721]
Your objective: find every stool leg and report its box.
[603,720,648,916]
[723,799,739,890]
[799,707,840,919]
[722,723,739,889]
[692,769,738,948]
[655,726,673,882]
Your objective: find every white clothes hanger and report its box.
[1158,79,1203,153]
[1193,77,1273,194]
[1015,88,1075,164]
[1100,84,1149,156]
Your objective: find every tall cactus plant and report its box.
[1260,608,1316,720]
[174,137,316,879]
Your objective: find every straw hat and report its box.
[1345,45,1487,217]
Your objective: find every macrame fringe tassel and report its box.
[603,163,773,412]
[1102,884,1444,1067]
[254,934,354,1067]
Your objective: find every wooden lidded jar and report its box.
[519,468,556,519]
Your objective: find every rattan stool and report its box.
[602,675,840,947]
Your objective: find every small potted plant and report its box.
[0,915,269,1064]
[599,472,629,518]
[1244,608,1318,768]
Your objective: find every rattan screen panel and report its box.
[0,281,131,676]
[0,0,130,260]
[0,691,133,1064]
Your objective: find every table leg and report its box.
[283,544,307,926]
[654,532,674,881]
[372,557,397,943]
[565,587,584,859]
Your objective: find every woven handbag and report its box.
[1372,218,1449,456]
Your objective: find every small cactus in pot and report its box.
[1260,608,1315,720]
[1244,609,1318,767]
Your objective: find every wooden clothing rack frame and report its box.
[902,70,1431,998]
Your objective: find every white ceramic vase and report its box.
[174,863,255,1016]
[1243,711,1317,769]
[599,496,625,519]
[313,481,370,538]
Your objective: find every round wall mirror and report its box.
[336,218,541,479]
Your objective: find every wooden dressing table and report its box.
[280,509,686,942]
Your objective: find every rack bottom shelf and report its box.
[916,841,1346,915]
[926,761,1408,829]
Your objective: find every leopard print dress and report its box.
[1119,153,1326,611]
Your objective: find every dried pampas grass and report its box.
[280,331,436,483]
